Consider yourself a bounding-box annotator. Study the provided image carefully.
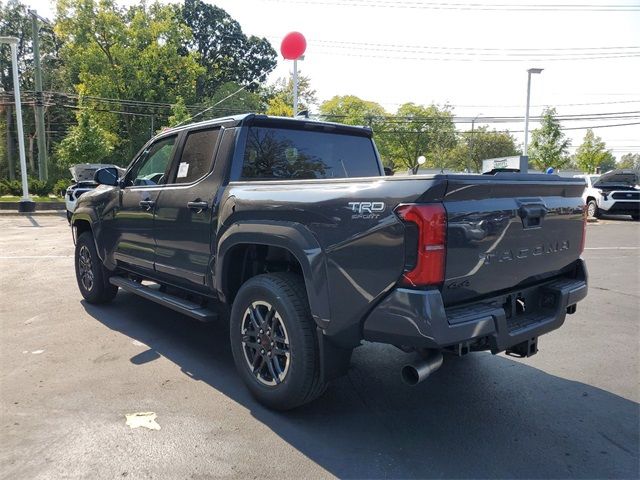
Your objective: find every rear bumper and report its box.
[363,259,588,352]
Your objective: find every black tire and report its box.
[230,272,326,410]
[66,210,72,224]
[75,231,118,304]
[587,199,599,218]
[632,214,640,221]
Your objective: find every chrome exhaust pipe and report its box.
[401,351,444,386]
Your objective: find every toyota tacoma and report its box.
[71,114,588,410]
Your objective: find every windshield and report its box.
[241,127,381,180]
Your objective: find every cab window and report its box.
[126,136,177,187]
[171,128,220,184]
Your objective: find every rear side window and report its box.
[241,127,380,180]
[173,128,220,184]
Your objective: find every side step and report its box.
[109,276,218,323]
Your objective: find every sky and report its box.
[23,0,640,160]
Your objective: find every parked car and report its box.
[70,114,588,410]
[575,169,640,220]
[65,164,124,222]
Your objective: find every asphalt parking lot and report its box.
[1,214,638,479]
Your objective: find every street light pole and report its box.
[523,68,543,157]
[467,113,482,173]
[0,36,34,212]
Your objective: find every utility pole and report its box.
[1,36,34,212]
[30,10,48,181]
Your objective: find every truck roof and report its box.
[159,113,374,138]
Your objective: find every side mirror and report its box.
[384,167,394,176]
[94,167,119,186]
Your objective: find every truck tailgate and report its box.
[442,174,585,306]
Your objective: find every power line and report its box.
[260,0,640,11]
[311,48,640,62]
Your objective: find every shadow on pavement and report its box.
[83,293,639,479]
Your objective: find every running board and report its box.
[109,276,218,322]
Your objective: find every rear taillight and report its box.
[395,204,447,287]
[579,203,587,254]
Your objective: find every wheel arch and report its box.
[216,221,331,328]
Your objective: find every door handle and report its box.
[187,200,209,212]
[139,200,155,211]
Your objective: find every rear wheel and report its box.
[587,199,599,218]
[75,231,118,304]
[230,273,326,410]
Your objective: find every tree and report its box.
[575,129,614,173]
[319,95,387,125]
[617,153,640,170]
[55,105,116,168]
[181,0,276,98]
[168,96,190,127]
[529,107,571,171]
[55,0,204,163]
[201,81,266,119]
[319,95,395,165]
[264,74,317,117]
[450,127,519,172]
[382,103,457,173]
[1,0,63,179]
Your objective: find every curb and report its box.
[0,210,66,217]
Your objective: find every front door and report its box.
[153,126,222,290]
[113,134,177,272]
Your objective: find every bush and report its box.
[28,178,51,196]
[0,179,23,196]
[53,178,70,197]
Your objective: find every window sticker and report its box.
[177,162,190,178]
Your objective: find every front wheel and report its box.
[587,199,599,218]
[75,231,118,304]
[230,273,326,410]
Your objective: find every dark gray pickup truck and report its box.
[71,114,588,410]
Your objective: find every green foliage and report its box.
[574,129,615,174]
[319,96,395,165]
[53,178,70,196]
[28,178,49,196]
[381,103,458,173]
[55,107,116,168]
[617,153,640,170]
[168,96,190,127]
[449,127,519,173]
[201,82,266,118]
[55,0,204,162]
[181,0,276,97]
[319,95,388,125]
[1,178,23,195]
[265,74,317,117]
[529,107,571,171]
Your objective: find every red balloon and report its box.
[280,32,306,60]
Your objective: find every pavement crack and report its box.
[598,432,634,455]
[590,286,639,299]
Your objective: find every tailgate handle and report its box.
[518,204,547,228]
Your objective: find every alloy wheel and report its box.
[241,301,291,386]
[78,245,94,292]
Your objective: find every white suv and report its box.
[575,170,640,220]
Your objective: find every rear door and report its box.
[441,175,585,306]
[113,134,177,271]
[153,125,226,290]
